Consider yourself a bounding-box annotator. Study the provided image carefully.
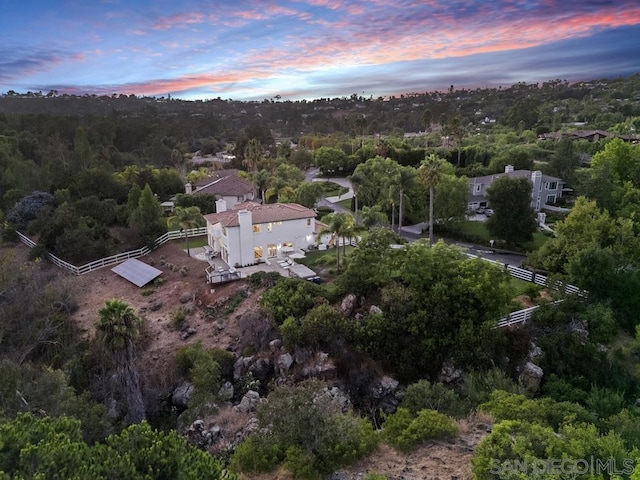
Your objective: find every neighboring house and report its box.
[204,199,319,267]
[185,169,255,209]
[468,165,564,212]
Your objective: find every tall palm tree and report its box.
[265,176,295,203]
[96,299,145,424]
[423,109,432,148]
[317,212,350,270]
[243,138,263,173]
[419,154,445,246]
[254,168,270,202]
[348,171,366,225]
[396,166,416,233]
[167,206,205,256]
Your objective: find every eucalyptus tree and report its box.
[96,299,145,424]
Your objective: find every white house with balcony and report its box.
[468,165,565,212]
[203,199,319,267]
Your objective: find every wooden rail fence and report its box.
[16,227,207,276]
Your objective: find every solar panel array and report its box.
[111,258,162,287]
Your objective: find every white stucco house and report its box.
[203,199,321,267]
[185,169,255,210]
[468,165,565,212]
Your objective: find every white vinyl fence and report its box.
[16,227,207,276]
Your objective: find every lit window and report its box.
[267,244,277,257]
[274,221,283,226]
[254,246,263,259]
[253,224,261,233]
[267,223,272,232]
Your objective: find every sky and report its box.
[1,0,639,102]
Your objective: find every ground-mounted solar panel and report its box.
[111,258,163,287]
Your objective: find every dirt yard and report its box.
[63,241,260,384]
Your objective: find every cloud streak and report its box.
[1,0,639,100]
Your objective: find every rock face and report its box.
[301,352,337,380]
[171,382,194,408]
[520,361,543,392]
[218,381,234,402]
[235,390,261,413]
[438,358,463,384]
[340,294,358,317]
[233,356,254,381]
[276,353,294,376]
[185,420,220,449]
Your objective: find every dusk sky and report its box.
[1,0,639,101]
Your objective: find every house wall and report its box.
[251,218,315,262]
[221,193,254,210]
[207,214,316,267]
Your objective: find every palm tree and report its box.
[254,168,270,202]
[96,299,145,424]
[348,171,366,225]
[360,205,387,228]
[419,154,445,246]
[396,166,416,233]
[265,177,295,203]
[167,206,205,256]
[317,212,351,270]
[423,109,432,148]
[243,138,263,173]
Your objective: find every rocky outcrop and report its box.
[276,353,294,376]
[235,390,261,413]
[438,358,463,384]
[520,361,543,392]
[340,293,358,317]
[171,382,194,408]
[301,352,337,380]
[185,420,220,449]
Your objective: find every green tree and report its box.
[167,206,205,256]
[486,176,537,244]
[128,183,166,246]
[314,146,348,176]
[418,154,446,246]
[96,299,145,424]
[242,138,263,173]
[433,173,468,227]
[316,212,353,270]
[360,205,387,228]
[294,182,323,209]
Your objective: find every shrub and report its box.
[171,308,187,329]
[230,434,284,474]
[224,290,247,315]
[401,380,463,417]
[231,381,378,478]
[249,271,281,288]
[384,408,458,451]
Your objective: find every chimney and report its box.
[215,198,227,213]
[505,164,514,173]
[185,182,192,194]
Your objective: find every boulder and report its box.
[269,339,283,351]
[172,382,194,408]
[368,305,382,315]
[185,420,221,449]
[235,390,260,413]
[249,357,273,382]
[179,292,194,304]
[218,381,234,402]
[340,293,358,316]
[293,347,312,365]
[520,361,543,392]
[438,358,463,384]
[301,352,336,380]
[233,356,254,381]
[276,353,294,376]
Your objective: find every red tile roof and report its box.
[193,170,253,196]
[204,202,315,227]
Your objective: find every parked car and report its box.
[475,207,486,215]
[485,208,494,217]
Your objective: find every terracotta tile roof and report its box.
[193,170,253,196]
[204,202,316,227]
